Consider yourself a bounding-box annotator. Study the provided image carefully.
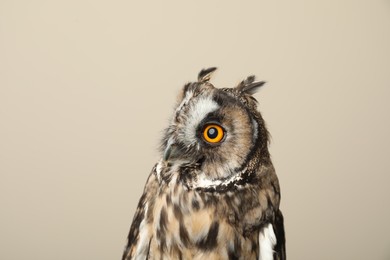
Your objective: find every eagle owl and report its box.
[122,68,286,260]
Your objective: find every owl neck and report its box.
[155,156,273,193]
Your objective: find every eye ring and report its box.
[202,124,225,144]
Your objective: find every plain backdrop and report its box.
[1,1,390,259]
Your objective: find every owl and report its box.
[122,68,285,260]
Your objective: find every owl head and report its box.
[161,68,270,188]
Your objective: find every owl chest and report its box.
[151,185,218,248]
[147,182,260,259]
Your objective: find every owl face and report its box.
[161,69,269,181]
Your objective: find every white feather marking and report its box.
[194,167,247,189]
[184,96,219,143]
[259,223,277,260]
[252,118,259,143]
[156,160,164,182]
[196,177,222,188]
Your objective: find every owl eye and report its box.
[202,124,225,144]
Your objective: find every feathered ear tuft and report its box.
[235,75,266,95]
[198,67,217,82]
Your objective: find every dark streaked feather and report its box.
[235,75,266,95]
[198,67,217,82]
[122,168,159,260]
[273,210,286,260]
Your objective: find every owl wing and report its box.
[258,210,286,260]
[272,210,286,260]
[122,166,159,260]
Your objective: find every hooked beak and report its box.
[163,144,172,161]
[163,141,202,165]
[163,142,178,162]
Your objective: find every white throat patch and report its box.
[194,167,246,190]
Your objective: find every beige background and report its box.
[1,1,390,259]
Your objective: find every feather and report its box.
[198,67,217,82]
[235,75,266,95]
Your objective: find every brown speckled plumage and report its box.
[122,68,286,260]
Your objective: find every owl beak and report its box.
[163,144,173,161]
[163,143,180,161]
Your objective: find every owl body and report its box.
[123,68,285,260]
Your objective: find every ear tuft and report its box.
[235,75,266,95]
[198,67,217,82]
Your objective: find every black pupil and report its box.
[207,127,218,139]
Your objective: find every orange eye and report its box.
[203,124,224,143]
